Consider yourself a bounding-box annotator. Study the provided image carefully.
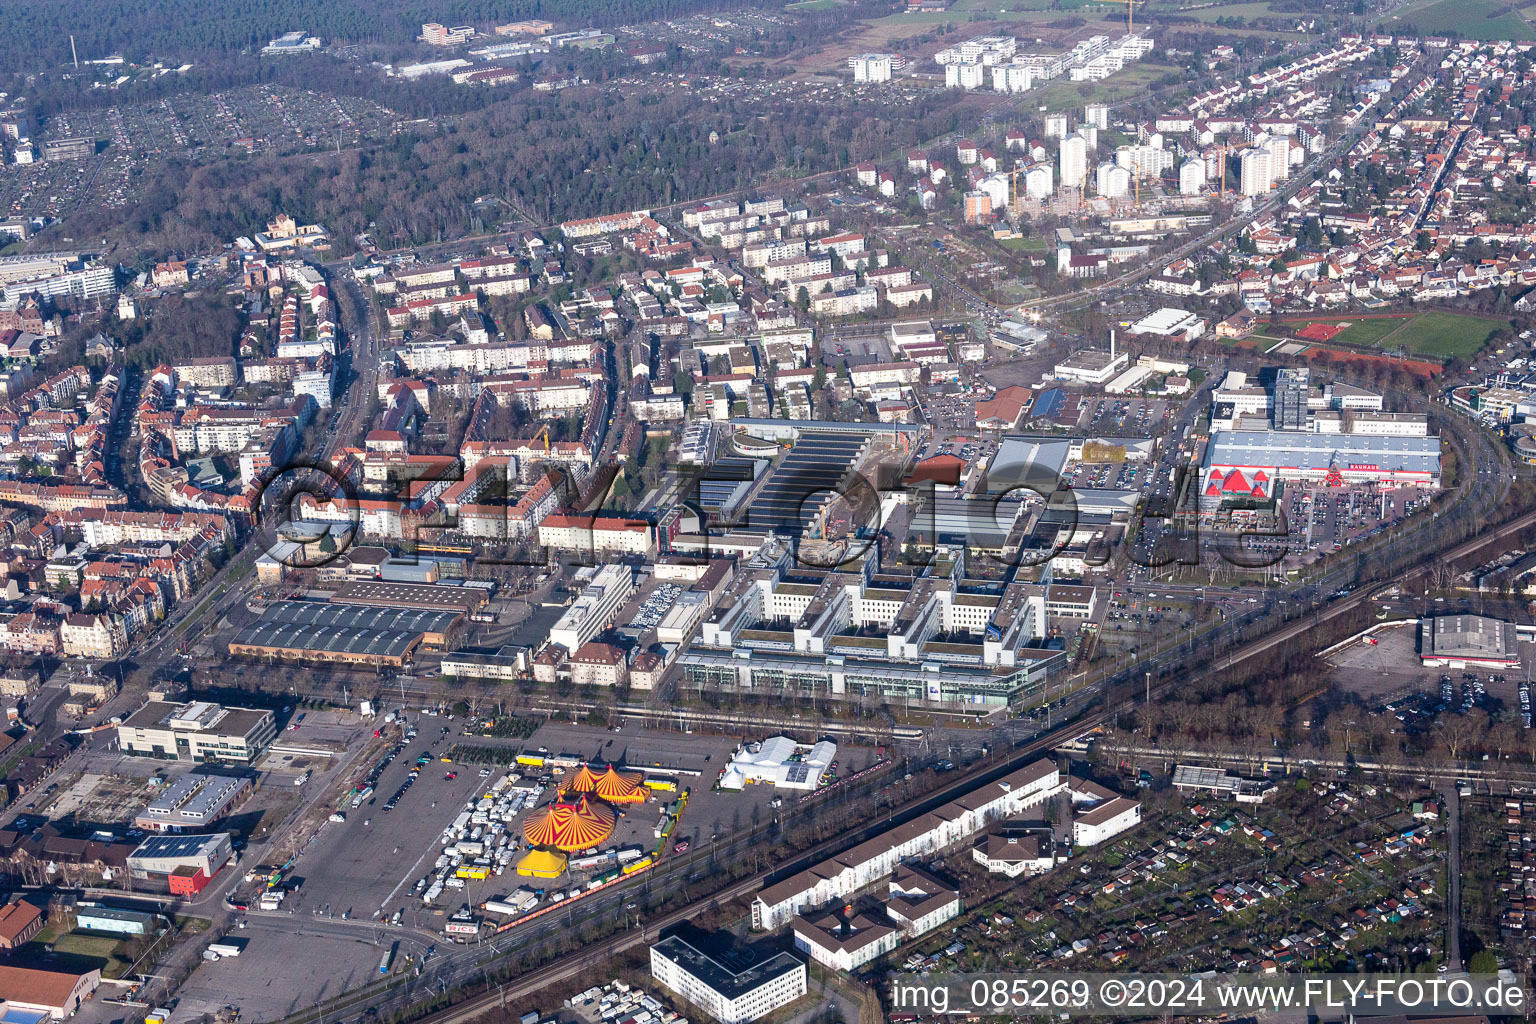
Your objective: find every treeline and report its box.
[0,0,755,69]
[72,84,969,254]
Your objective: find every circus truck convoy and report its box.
[416,772,541,906]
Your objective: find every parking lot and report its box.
[622,580,684,633]
[1075,396,1171,436]
[276,723,506,928]
[1282,483,1433,557]
[172,915,415,1023]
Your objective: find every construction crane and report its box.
[1104,0,1137,35]
[531,423,550,453]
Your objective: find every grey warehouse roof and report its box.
[1205,430,1440,474]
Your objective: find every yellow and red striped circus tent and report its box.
[561,763,647,803]
[560,763,603,795]
[522,795,616,851]
[591,765,645,803]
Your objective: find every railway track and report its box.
[1206,505,1536,677]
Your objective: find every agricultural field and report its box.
[1398,0,1534,39]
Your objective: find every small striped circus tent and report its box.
[560,763,647,803]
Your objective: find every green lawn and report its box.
[787,0,845,9]
[1379,312,1508,358]
[22,931,136,979]
[999,235,1049,251]
[1174,0,1288,20]
[1398,0,1533,38]
[1027,62,1177,108]
[1330,317,1408,347]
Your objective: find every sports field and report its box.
[1330,317,1408,347]
[1376,312,1507,358]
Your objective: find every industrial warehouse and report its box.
[1419,614,1522,669]
[329,580,490,615]
[1200,430,1442,507]
[227,601,466,667]
[127,833,235,895]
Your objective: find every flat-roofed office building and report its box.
[651,934,805,1024]
[117,701,277,765]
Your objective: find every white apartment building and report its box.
[935,34,1016,65]
[850,53,894,82]
[1266,135,1293,182]
[1024,164,1054,199]
[752,759,1063,930]
[945,62,986,89]
[1096,162,1131,198]
[400,340,544,374]
[809,286,877,317]
[1239,147,1273,196]
[742,238,806,268]
[1115,143,1171,179]
[1074,796,1142,846]
[992,64,1032,94]
[293,370,332,409]
[537,514,655,557]
[1179,158,1207,195]
[799,867,966,970]
[1059,133,1088,191]
[972,831,1056,877]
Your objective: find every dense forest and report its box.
[114,293,245,368]
[64,82,972,253]
[0,0,758,68]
